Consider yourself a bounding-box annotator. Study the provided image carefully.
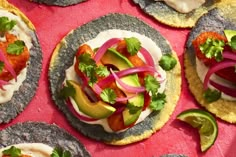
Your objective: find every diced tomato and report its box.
[192,32,227,66]
[192,32,236,83]
[107,112,135,132]
[0,33,30,81]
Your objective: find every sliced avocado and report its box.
[101,48,144,126]
[67,80,116,119]
[224,30,236,42]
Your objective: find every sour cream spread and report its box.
[65,29,167,132]
[196,58,236,101]
[0,143,53,157]
[0,9,33,103]
[157,0,206,13]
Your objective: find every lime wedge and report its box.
[177,109,218,152]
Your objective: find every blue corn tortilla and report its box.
[31,0,86,6]
[0,0,42,123]
[133,0,220,28]
[0,122,91,157]
[49,13,181,145]
[184,5,236,123]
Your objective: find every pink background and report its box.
[1,0,236,157]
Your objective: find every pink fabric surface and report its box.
[0,0,236,157]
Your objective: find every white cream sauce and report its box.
[0,9,33,103]
[158,0,205,13]
[0,143,53,157]
[65,29,167,132]
[196,58,236,101]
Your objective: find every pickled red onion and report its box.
[203,61,236,90]
[110,69,145,93]
[0,80,9,90]
[223,51,236,61]
[0,49,16,81]
[139,47,155,67]
[93,38,120,63]
[209,80,236,97]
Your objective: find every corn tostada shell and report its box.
[31,0,86,6]
[185,4,236,123]
[133,0,223,28]
[0,122,91,157]
[49,13,181,145]
[0,0,42,123]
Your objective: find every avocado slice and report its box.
[224,30,236,42]
[67,80,116,119]
[101,48,144,126]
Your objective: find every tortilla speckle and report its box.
[31,0,86,6]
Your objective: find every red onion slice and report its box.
[0,80,9,90]
[223,51,236,61]
[140,47,155,67]
[93,38,120,63]
[209,80,236,97]
[0,49,16,81]
[110,69,145,93]
[203,61,236,90]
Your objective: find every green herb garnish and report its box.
[2,146,21,157]
[100,88,116,104]
[149,93,166,111]
[0,61,4,73]
[59,81,75,99]
[159,54,177,71]
[124,37,141,55]
[228,35,236,51]
[0,17,16,35]
[144,74,160,95]
[203,88,221,103]
[7,40,25,55]
[200,38,225,61]
[127,102,142,114]
[95,65,110,77]
[51,147,71,157]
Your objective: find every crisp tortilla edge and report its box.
[184,52,236,123]
[0,0,35,30]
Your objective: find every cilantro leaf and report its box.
[100,88,116,104]
[78,53,97,85]
[159,54,177,71]
[95,65,110,77]
[200,38,225,62]
[228,35,236,51]
[2,146,21,157]
[0,17,16,35]
[124,37,141,55]
[50,147,71,157]
[7,40,25,55]
[144,74,160,95]
[149,93,166,111]
[203,88,221,103]
[0,61,4,73]
[127,102,142,114]
[59,81,75,99]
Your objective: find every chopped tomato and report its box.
[192,32,227,66]
[192,32,236,83]
[107,112,134,132]
[0,33,30,81]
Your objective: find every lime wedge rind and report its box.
[177,109,218,152]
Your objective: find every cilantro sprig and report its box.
[144,74,166,111]
[78,53,109,86]
[51,147,71,157]
[203,88,221,103]
[0,61,4,73]
[7,40,26,55]
[200,38,225,61]
[0,17,16,35]
[100,88,116,104]
[59,81,75,99]
[2,146,21,157]
[228,35,236,51]
[159,54,177,71]
[124,37,141,55]
[127,102,142,114]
